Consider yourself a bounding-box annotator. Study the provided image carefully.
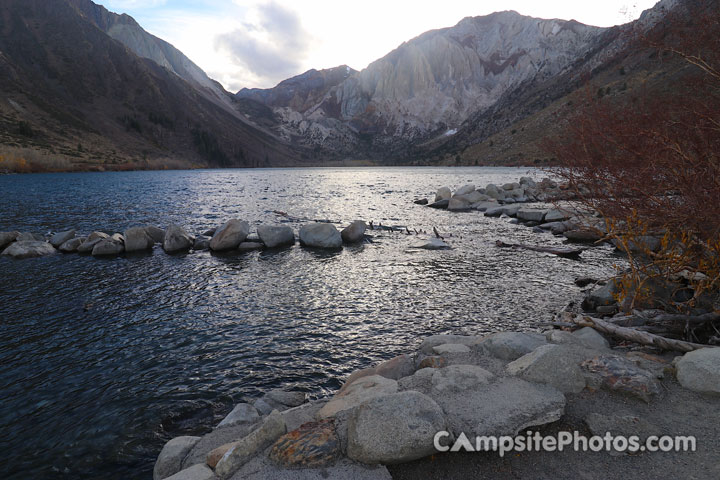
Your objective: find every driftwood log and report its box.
[496,240,585,259]
[571,315,715,352]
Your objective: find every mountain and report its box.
[0,0,301,171]
[66,0,238,116]
[0,0,704,171]
[240,11,607,158]
[239,0,692,164]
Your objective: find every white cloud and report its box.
[214,2,314,87]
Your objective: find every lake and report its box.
[0,167,619,479]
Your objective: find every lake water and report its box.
[0,167,620,479]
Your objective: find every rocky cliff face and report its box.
[243,11,607,157]
[66,0,243,117]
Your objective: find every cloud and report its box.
[214,2,311,88]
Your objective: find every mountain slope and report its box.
[242,11,607,159]
[0,0,301,170]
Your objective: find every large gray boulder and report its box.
[163,464,214,480]
[447,196,472,211]
[418,335,483,355]
[582,281,619,310]
[483,332,547,360]
[431,377,566,438]
[506,344,588,394]
[50,230,75,248]
[145,226,166,244]
[317,375,398,419]
[299,223,342,250]
[214,410,287,479]
[428,365,494,395]
[434,187,451,202]
[675,348,720,394]
[516,209,546,222]
[0,231,19,250]
[16,232,44,242]
[572,327,610,350]
[124,227,155,252]
[77,233,109,253]
[1,241,56,259]
[347,391,447,464]
[544,209,570,222]
[484,184,505,200]
[340,221,366,244]
[254,390,308,415]
[163,225,194,253]
[454,184,475,196]
[92,239,124,256]
[59,237,86,253]
[217,403,260,428]
[210,219,250,251]
[154,436,201,480]
[257,225,295,248]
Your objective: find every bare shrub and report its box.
[544,3,720,327]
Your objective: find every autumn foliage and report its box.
[546,1,720,316]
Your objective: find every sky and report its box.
[93,0,659,92]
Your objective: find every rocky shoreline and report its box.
[152,323,720,480]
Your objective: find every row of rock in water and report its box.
[153,324,720,480]
[416,177,616,244]
[416,176,575,211]
[0,220,370,259]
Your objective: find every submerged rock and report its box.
[210,219,250,251]
[299,223,342,249]
[1,240,56,259]
[257,225,295,248]
[192,235,211,251]
[413,238,450,250]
